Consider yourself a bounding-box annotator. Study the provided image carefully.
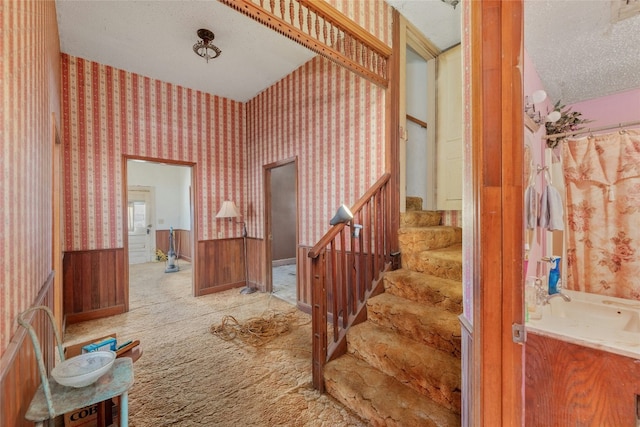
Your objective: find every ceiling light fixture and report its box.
[441,0,460,9]
[193,28,221,63]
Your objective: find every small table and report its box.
[25,358,134,427]
[18,306,135,427]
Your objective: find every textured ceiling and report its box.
[55,0,316,102]
[524,0,640,104]
[55,0,639,105]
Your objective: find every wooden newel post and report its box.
[311,251,327,392]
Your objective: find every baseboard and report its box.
[272,257,295,267]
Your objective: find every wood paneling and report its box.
[196,239,246,296]
[297,246,313,312]
[1,274,55,427]
[63,249,126,325]
[246,238,265,292]
[156,229,192,262]
[526,333,640,425]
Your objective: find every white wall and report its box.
[406,47,429,208]
[127,161,191,230]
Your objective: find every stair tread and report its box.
[368,293,461,355]
[400,210,442,227]
[398,227,462,254]
[347,322,461,412]
[325,354,461,427]
[424,243,463,261]
[383,269,462,313]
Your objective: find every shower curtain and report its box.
[562,129,640,299]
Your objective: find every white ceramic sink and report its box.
[527,290,640,359]
[547,297,640,333]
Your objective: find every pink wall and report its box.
[0,0,61,354]
[62,55,246,250]
[569,88,640,130]
[326,0,392,47]
[522,50,552,279]
[247,56,386,246]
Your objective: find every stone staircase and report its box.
[324,198,463,426]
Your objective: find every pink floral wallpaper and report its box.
[1,0,60,354]
[247,55,386,246]
[563,130,640,298]
[62,55,246,250]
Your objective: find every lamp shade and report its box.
[216,200,240,218]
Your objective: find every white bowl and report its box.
[52,350,116,388]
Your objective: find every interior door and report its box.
[127,188,155,264]
[436,44,463,210]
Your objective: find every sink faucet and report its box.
[544,292,571,304]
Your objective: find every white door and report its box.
[436,44,463,210]
[127,188,155,264]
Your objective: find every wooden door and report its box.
[127,187,155,264]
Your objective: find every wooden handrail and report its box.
[308,172,391,258]
[309,172,395,391]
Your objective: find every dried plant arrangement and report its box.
[545,100,592,149]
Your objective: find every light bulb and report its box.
[531,90,547,104]
[546,111,561,123]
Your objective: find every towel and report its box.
[524,185,538,230]
[539,184,564,231]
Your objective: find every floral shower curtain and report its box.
[563,129,640,299]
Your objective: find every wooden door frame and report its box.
[263,157,298,294]
[396,14,439,213]
[51,113,64,333]
[469,1,525,425]
[122,156,198,309]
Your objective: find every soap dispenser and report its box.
[548,256,561,295]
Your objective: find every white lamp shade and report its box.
[216,200,240,218]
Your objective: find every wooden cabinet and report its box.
[525,332,640,426]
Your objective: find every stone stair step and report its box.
[367,293,461,357]
[347,322,461,413]
[405,196,423,211]
[400,210,442,228]
[325,353,461,427]
[398,226,462,253]
[383,269,462,314]
[402,243,463,281]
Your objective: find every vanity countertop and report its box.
[526,289,640,360]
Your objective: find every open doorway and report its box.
[264,159,298,306]
[125,159,195,310]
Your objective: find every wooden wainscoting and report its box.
[246,238,265,292]
[297,246,313,312]
[1,273,55,426]
[156,229,192,262]
[196,238,246,296]
[63,248,126,325]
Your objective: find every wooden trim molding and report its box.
[219,0,391,87]
[470,1,524,425]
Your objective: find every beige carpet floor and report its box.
[64,261,366,427]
